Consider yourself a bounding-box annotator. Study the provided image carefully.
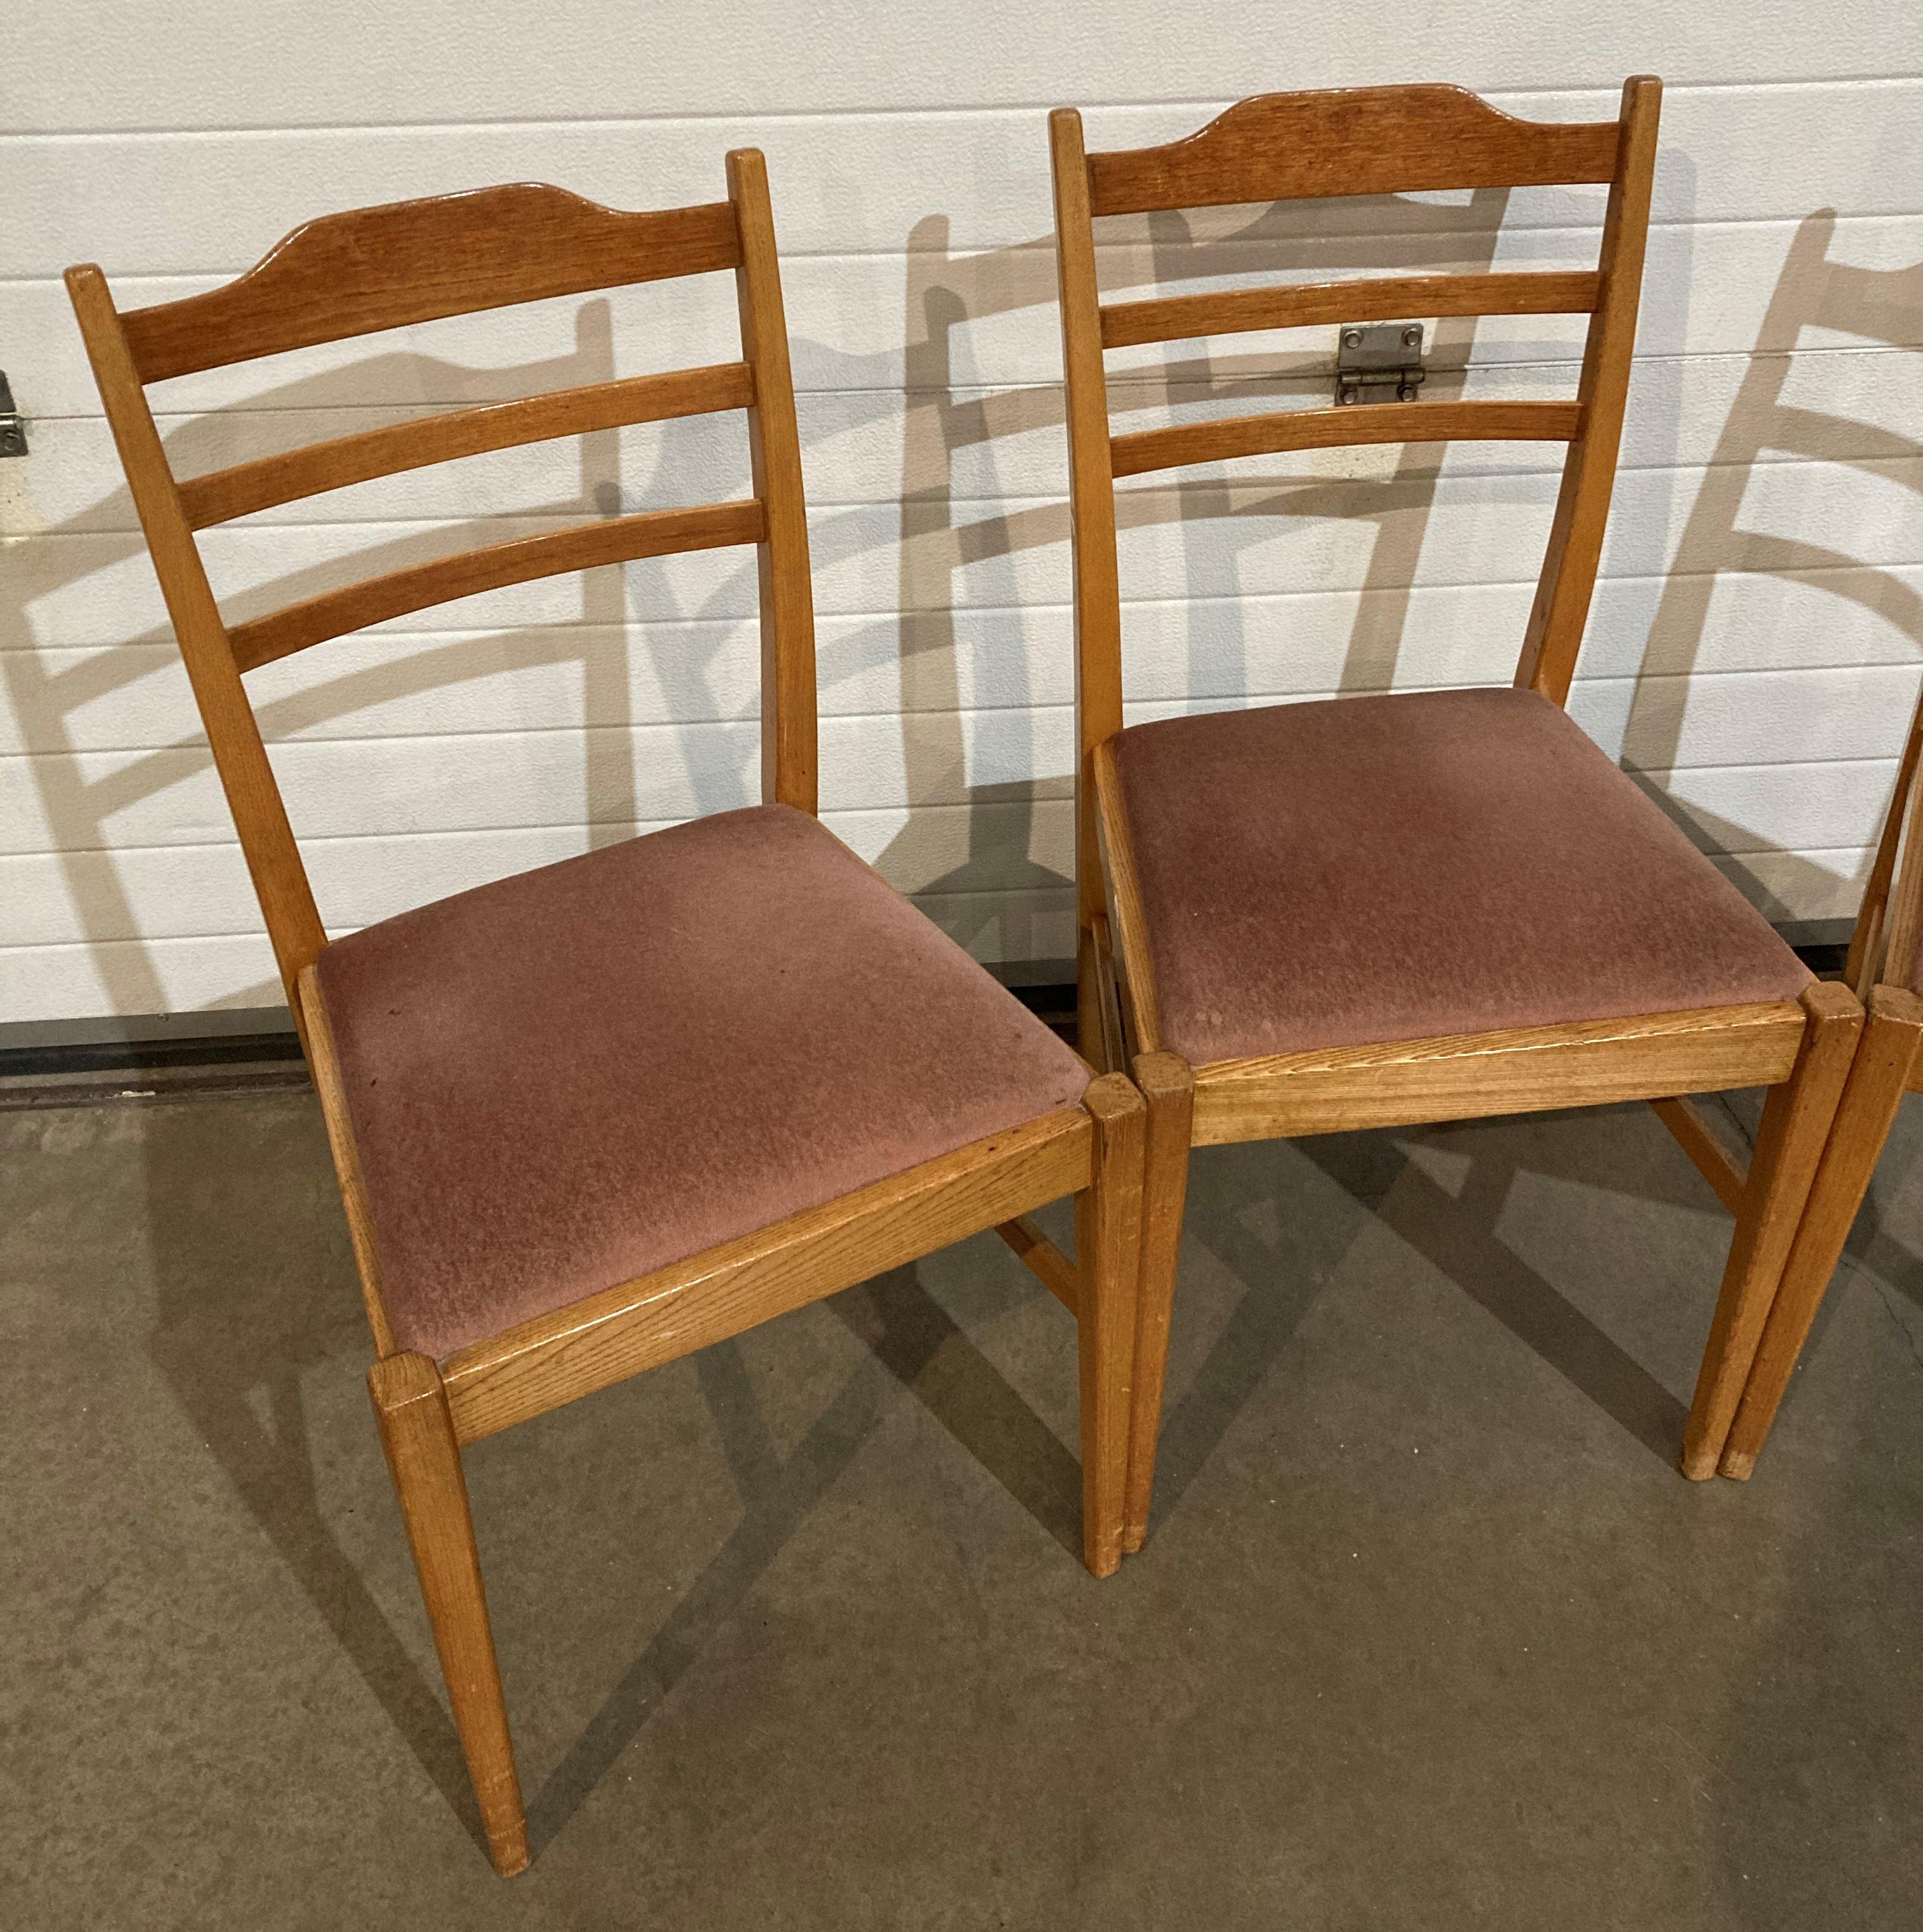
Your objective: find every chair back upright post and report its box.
[1849,688,1923,996]
[727,148,820,815]
[65,157,818,1037]
[1049,79,1663,950]
[1513,78,1662,704]
[1050,107,1124,946]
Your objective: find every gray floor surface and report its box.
[3,1079,1919,1929]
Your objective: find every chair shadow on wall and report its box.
[1622,210,1923,926]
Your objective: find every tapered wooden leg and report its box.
[369,1353,529,1876]
[1076,1073,1147,1577]
[1720,985,1923,1477]
[1122,1051,1194,1554]
[1680,982,1863,1479]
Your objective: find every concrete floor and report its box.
[3,1079,1920,1929]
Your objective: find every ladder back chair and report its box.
[69,155,1145,1878]
[1049,79,1862,1552]
[1719,686,1923,1473]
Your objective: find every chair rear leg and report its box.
[1720,986,1923,1477]
[369,1353,529,1875]
[1122,1052,1194,1554]
[1075,1075,1147,1577]
[1680,983,1861,1479]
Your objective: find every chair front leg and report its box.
[1122,1052,1194,1554]
[1075,1074,1147,1577]
[1680,983,1862,1479]
[1720,985,1923,1477]
[369,1353,529,1875]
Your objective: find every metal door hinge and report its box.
[0,375,27,457]
[1335,322,1425,406]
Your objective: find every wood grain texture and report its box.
[298,965,396,1357]
[1720,984,1923,1476]
[1681,980,1863,1477]
[227,499,766,671]
[1051,106,1125,939]
[1108,400,1580,478]
[1091,740,1163,1055]
[1190,1001,1808,1147]
[64,265,328,1012]
[118,186,741,382]
[1075,1073,1147,1577]
[995,1214,1080,1314]
[1122,1050,1194,1554]
[1515,76,1662,704]
[1085,85,1622,216]
[1651,1094,1749,1213]
[368,1353,528,1877]
[1098,270,1602,349]
[728,148,820,815]
[441,1107,1093,1445]
[179,363,755,528]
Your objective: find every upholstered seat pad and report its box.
[1109,687,1812,1066]
[315,805,1089,1361]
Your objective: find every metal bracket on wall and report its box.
[0,374,27,457]
[1335,322,1425,406]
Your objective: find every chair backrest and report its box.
[66,152,816,1028]
[1049,79,1660,928]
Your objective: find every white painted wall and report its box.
[3,2,1919,1022]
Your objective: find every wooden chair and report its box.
[1048,79,1864,1553]
[1717,688,1923,1475]
[69,155,1145,1877]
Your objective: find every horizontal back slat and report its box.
[1099,270,1601,349]
[1108,400,1581,478]
[227,497,765,671]
[120,186,743,383]
[180,362,755,528]
[1087,86,1621,216]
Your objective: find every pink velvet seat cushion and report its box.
[314,805,1089,1361]
[1109,687,1812,1066]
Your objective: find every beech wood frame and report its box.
[71,156,1147,1879]
[1049,79,1865,1550]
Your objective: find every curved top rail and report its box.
[1086,83,1630,216]
[118,183,743,383]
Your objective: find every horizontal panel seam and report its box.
[5,72,1920,142]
